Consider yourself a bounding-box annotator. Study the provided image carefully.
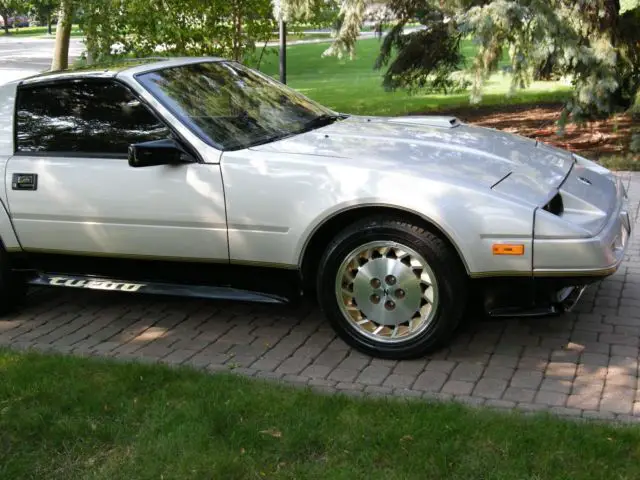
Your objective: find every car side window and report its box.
[15,79,171,156]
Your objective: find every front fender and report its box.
[222,150,535,276]
[294,176,535,277]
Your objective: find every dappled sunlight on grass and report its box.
[249,38,571,116]
[0,353,21,372]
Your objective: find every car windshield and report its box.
[136,61,340,151]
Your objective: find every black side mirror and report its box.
[128,138,195,168]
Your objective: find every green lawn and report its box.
[2,349,640,479]
[249,38,571,116]
[0,25,83,37]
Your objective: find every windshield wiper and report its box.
[299,114,343,133]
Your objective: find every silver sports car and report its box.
[0,57,632,359]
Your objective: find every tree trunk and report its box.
[47,13,52,35]
[51,0,74,71]
[1,14,9,35]
[233,10,243,61]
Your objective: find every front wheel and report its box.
[317,216,468,359]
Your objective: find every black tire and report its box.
[316,215,468,359]
[0,247,27,315]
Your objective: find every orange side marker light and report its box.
[492,244,525,256]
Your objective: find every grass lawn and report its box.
[0,25,83,37]
[2,348,640,479]
[249,38,572,116]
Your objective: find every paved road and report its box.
[1,173,638,422]
[0,36,84,84]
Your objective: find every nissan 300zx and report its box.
[0,57,631,358]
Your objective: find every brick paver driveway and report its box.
[2,172,639,421]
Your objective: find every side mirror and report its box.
[128,138,195,168]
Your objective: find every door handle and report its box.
[12,173,38,191]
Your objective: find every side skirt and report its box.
[28,273,289,304]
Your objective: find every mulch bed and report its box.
[436,102,637,160]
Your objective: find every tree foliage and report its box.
[28,0,59,33]
[324,0,640,132]
[78,0,275,64]
[0,0,26,34]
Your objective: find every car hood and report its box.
[250,115,574,206]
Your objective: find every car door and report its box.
[5,77,229,262]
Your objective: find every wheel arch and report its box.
[299,205,471,290]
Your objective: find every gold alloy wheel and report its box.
[335,241,439,343]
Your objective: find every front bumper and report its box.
[533,175,632,277]
[478,171,632,317]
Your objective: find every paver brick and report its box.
[517,357,548,372]
[394,388,424,399]
[364,385,393,396]
[540,378,573,394]
[473,378,507,399]
[308,378,335,388]
[486,399,517,409]
[605,373,637,389]
[599,392,634,415]
[328,368,360,383]
[369,358,398,369]
[582,410,616,420]
[185,352,231,368]
[413,371,448,392]
[579,352,611,366]
[550,407,582,417]
[313,349,348,368]
[161,349,196,365]
[337,354,370,371]
[255,371,284,381]
[545,362,578,379]
[275,357,311,375]
[357,366,391,386]
[392,360,426,376]
[567,394,600,410]
[301,364,333,379]
[250,356,283,372]
[454,395,486,407]
[502,387,536,403]
[510,370,543,389]
[483,366,514,380]
[599,333,640,347]
[335,382,364,391]
[135,343,174,359]
[424,360,457,373]
[382,374,415,389]
[227,355,259,368]
[534,390,568,407]
[282,374,309,384]
[488,354,519,369]
[441,380,474,396]
[450,363,484,382]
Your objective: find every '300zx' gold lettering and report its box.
[48,276,145,292]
